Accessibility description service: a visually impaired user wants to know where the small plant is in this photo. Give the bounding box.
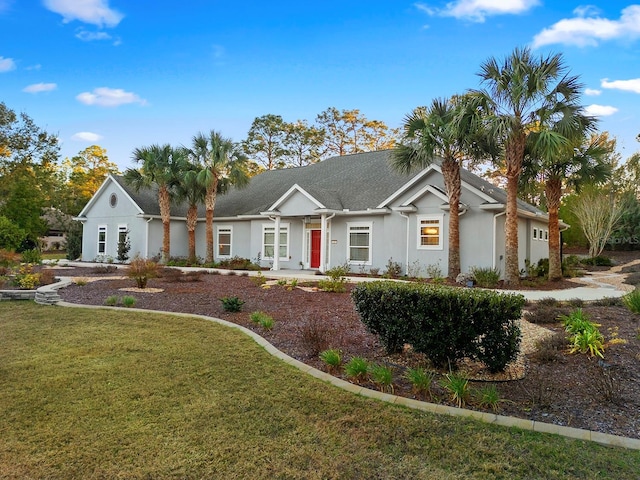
[21,248,42,264]
[369,267,380,276]
[474,384,502,412]
[532,332,566,363]
[407,260,424,279]
[622,288,640,314]
[318,264,349,293]
[382,258,402,278]
[561,309,605,358]
[251,271,267,286]
[277,278,287,286]
[470,266,501,288]
[250,311,274,330]
[425,262,443,281]
[104,295,119,306]
[369,363,394,393]
[319,349,342,372]
[344,356,369,383]
[221,296,244,312]
[440,372,470,408]
[74,277,89,286]
[404,367,435,397]
[591,364,623,403]
[299,317,333,356]
[127,256,159,288]
[121,296,136,308]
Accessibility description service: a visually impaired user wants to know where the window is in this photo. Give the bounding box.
[347,222,372,264]
[118,225,128,245]
[97,225,107,254]
[262,224,289,260]
[217,226,232,258]
[417,215,443,250]
[533,228,538,240]
[544,230,549,242]
[109,193,118,208]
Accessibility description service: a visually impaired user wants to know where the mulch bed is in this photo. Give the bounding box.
[55,262,640,441]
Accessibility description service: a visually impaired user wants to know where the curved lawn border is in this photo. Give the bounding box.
[51,299,640,451]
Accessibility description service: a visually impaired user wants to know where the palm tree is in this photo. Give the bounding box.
[392,98,477,278]
[125,144,185,263]
[470,47,588,285]
[191,131,250,264]
[174,155,207,263]
[522,132,611,280]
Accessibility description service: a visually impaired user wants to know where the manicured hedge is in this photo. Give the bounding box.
[351,281,525,372]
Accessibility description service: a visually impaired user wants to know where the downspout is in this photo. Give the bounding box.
[399,212,410,274]
[320,213,335,273]
[492,211,506,271]
[272,215,281,271]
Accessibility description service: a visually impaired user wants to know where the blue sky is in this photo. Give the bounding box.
[2,0,639,171]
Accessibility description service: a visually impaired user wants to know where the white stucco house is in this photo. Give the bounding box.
[75,150,557,277]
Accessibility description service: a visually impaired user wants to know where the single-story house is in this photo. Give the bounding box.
[75,150,559,277]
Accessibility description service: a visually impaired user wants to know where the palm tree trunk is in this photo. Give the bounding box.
[441,158,461,278]
[546,177,563,280]
[158,185,171,264]
[186,204,198,263]
[204,180,218,264]
[504,135,525,285]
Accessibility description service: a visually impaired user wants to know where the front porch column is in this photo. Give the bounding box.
[319,213,327,273]
[273,215,281,271]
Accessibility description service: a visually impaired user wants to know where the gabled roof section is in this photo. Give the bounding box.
[401,184,449,207]
[268,184,326,211]
[77,174,145,217]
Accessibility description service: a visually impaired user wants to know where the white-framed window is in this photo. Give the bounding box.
[544,230,549,242]
[533,228,538,240]
[217,226,232,258]
[97,225,107,254]
[262,223,289,260]
[347,222,372,264]
[417,214,444,250]
[118,224,128,244]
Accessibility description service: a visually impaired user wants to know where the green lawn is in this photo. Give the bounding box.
[1,302,638,479]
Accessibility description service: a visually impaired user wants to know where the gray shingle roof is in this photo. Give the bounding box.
[112,150,544,218]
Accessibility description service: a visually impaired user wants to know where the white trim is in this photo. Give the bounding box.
[97,224,107,255]
[268,184,325,211]
[216,225,233,258]
[544,229,549,242]
[78,174,144,217]
[347,221,373,265]
[401,184,449,207]
[416,214,444,250]
[262,222,290,261]
[377,164,439,208]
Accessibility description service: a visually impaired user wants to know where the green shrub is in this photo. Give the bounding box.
[16,273,40,289]
[369,363,394,393]
[249,311,274,330]
[21,248,42,264]
[352,281,524,372]
[318,264,349,293]
[344,356,369,382]
[382,258,402,278]
[104,295,119,306]
[561,309,605,358]
[474,384,502,412]
[122,296,136,308]
[217,256,261,271]
[470,266,501,288]
[319,349,342,372]
[440,372,470,408]
[404,367,435,396]
[221,296,244,312]
[580,255,613,267]
[622,289,640,314]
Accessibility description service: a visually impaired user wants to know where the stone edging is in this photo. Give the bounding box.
[51,300,640,451]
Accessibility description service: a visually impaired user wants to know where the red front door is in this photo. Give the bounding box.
[310,230,321,268]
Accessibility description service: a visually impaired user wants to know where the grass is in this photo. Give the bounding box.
[1,302,639,479]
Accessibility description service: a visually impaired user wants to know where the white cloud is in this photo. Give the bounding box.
[532,5,640,48]
[415,0,540,22]
[584,104,618,117]
[71,131,103,142]
[0,56,16,72]
[75,29,111,41]
[76,87,147,107]
[601,78,640,94]
[26,64,42,70]
[43,0,123,28]
[23,82,57,93]
[584,88,601,96]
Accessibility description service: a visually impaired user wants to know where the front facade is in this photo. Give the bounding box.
[76,150,556,277]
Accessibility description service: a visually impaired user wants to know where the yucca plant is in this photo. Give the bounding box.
[404,367,435,397]
[319,349,342,372]
[570,329,605,358]
[440,372,470,408]
[344,356,369,383]
[622,289,640,314]
[369,363,394,393]
[122,296,137,308]
[474,384,502,412]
